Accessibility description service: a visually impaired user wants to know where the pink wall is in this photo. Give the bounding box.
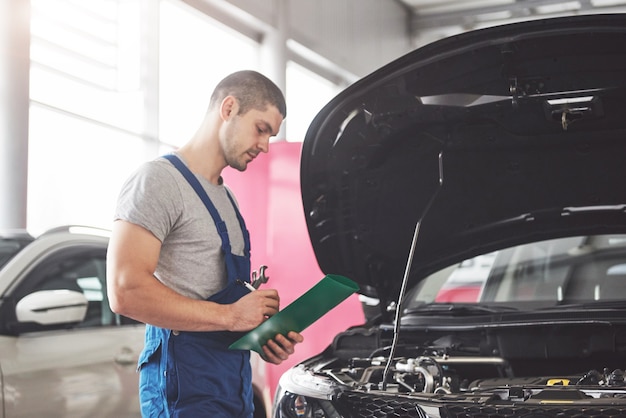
[223,141,364,398]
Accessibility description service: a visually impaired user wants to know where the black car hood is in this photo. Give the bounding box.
[300,14,626,306]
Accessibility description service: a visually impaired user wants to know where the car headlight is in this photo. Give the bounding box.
[273,365,342,418]
[272,364,439,418]
[273,391,341,418]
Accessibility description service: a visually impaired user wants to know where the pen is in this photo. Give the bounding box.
[237,279,256,292]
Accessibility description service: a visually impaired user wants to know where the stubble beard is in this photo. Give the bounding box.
[221,125,248,172]
[224,148,248,172]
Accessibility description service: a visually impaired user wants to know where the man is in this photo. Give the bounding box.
[107,70,303,417]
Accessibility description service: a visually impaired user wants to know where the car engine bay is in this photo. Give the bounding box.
[317,323,626,403]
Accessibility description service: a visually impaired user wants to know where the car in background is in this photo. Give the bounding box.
[0,226,144,417]
[0,230,34,267]
[273,14,626,418]
[0,226,271,418]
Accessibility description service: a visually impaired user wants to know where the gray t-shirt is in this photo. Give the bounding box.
[113,154,245,300]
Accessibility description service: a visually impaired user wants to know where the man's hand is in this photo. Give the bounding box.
[262,331,304,364]
[228,289,280,332]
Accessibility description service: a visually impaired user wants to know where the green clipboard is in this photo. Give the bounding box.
[229,274,359,354]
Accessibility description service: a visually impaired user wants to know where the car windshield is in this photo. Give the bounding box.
[406,234,626,311]
[0,236,32,269]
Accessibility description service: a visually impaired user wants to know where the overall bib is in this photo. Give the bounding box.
[137,154,254,417]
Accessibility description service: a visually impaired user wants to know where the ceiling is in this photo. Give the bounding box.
[396,0,626,46]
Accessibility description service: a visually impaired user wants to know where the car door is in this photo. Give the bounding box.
[0,242,144,418]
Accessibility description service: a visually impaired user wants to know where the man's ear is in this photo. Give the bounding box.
[220,96,239,120]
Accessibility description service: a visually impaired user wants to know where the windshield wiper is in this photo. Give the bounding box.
[403,303,518,316]
[538,300,626,311]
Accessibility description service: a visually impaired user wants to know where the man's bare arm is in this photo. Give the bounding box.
[106,220,278,332]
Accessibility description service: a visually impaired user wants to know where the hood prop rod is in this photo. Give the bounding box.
[382,151,444,390]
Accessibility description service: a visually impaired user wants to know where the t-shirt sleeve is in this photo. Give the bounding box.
[113,161,183,243]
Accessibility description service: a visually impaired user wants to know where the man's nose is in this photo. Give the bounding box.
[257,135,270,153]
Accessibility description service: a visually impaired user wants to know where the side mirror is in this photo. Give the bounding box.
[16,290,88,326]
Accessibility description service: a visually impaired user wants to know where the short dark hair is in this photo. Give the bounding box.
[209,70,286,118]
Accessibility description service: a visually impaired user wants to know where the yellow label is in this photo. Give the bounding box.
[546,379,570,386]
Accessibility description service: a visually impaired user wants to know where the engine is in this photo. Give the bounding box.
[319,352,626,401]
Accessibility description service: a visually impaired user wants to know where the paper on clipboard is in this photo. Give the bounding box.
[228,274,359,354]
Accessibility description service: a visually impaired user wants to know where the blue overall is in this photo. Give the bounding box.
[137,154,254,417]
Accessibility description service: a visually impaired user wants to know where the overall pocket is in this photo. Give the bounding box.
[138,338,167,417]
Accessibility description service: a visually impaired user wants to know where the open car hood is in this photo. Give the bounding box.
[300,14,626,306]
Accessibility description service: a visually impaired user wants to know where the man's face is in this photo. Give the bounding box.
[221,104,283,172]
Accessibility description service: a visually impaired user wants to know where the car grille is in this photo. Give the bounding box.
[335,392,626,418]
[336,392,428,417]
[446,405,626,418]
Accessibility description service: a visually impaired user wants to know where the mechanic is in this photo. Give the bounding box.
[106,70,303,417]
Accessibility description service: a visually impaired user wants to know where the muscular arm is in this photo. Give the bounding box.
[106,220,279,332]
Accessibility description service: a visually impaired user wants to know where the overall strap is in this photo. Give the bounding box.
[226,192,251,256]
[162,154,250,256]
